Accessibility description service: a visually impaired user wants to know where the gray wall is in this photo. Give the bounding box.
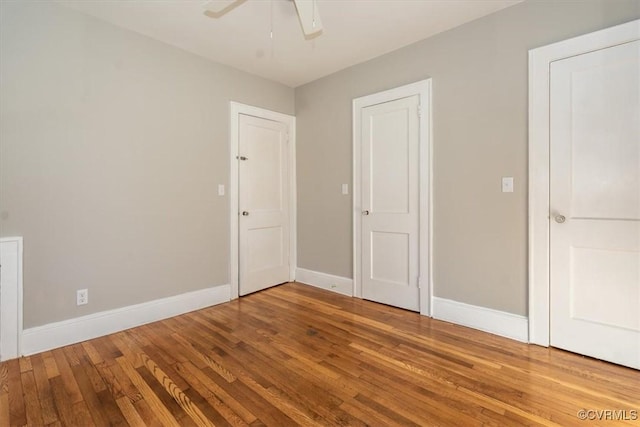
[296,0,640,315]
[3,0,639,329]
[0,2,294,328]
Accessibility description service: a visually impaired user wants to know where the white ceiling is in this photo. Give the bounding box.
[59,0,522,88]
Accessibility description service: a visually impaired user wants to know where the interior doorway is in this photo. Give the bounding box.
[529,19,640,369]
[353,80,432,315]
[229,103,296,299]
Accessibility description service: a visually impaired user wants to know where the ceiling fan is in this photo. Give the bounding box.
[203,0,323,39]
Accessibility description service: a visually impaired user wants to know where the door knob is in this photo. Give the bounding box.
[362,210,370,215]
[242,211,249,216]
[238,156,248,161]
[555,214,566,223]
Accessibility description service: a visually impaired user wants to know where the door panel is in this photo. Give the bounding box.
[550,40,640,369]
[247,125,283,212]
[239,114,289,296]
[361,95,420,311]
[248,226,283,272]
[571,246,638,331]
[371,231,410,285]
[370,108,411,213]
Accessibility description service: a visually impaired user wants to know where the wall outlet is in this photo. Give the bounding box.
[77,289,88,306]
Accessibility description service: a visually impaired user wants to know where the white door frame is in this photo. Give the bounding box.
[229,102,296,300]
[0,236,23,361]
[528,19,639,346]
[353,79,433,316]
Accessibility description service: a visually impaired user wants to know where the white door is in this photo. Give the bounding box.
[238,114,290,296]
[360,95,420,311]
[550,40,640,369]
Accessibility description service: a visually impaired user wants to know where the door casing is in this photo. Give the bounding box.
[229,102,296,300]
[528,19,640,346]
[352,79,433,316]
[0,236,23,361]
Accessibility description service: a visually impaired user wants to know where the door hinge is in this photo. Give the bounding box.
[417,105,422,118]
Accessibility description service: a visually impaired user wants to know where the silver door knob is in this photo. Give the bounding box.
[362,210,370,215]
[242,211,249,216]
[555,215,566,223]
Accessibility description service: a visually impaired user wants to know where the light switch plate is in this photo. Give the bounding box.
[342,184,349,195]
[218,184,225,196]
[502,177,514,193]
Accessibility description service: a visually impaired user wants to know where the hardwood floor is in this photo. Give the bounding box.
[1,282,638,426]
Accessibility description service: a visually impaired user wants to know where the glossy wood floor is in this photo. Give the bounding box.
[1,283,639,426]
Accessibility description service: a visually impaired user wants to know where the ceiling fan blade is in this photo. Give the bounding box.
[203,0,246,18]
[292,0,323,38]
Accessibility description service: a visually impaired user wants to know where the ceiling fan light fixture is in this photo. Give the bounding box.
[203,0,323,39]
[292,0,323,38]
[202,0,247,18]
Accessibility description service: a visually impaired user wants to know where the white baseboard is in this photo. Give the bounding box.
[22,284,231,356]
[295,268,353,296]
[432,297,529,343]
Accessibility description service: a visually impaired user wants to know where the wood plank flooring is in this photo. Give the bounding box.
[1,282,639,426]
